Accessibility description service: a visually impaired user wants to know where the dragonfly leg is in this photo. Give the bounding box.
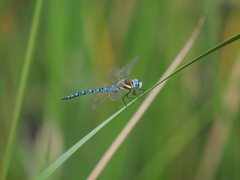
[122,90,132,110]
[131,89,145,99]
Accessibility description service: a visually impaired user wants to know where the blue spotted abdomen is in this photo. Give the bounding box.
[61,86,116,100]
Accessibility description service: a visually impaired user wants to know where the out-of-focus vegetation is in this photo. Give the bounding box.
[0,0,240,179]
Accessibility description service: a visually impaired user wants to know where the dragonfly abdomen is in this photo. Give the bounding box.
[61,86,118,100]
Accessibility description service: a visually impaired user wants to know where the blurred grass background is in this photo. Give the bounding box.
[1,0,240,179]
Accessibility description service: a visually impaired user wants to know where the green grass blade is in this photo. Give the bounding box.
[143,33,240,95]
[34,33,240,180]
[34,106,125,180]
[1,0,44,179]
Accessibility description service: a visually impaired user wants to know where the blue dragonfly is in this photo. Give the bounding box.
[61,57,144,109]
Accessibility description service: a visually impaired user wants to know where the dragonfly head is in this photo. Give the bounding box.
[133,79,142,89]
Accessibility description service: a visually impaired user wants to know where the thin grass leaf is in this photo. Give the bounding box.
[1,0,44,179]
[34,106,125,180]
[143,33,240,96]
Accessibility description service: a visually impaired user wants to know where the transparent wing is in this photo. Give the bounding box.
[109,91,123,101]
[93,57,139,108]
[92,91,110,109]
[102,66,120,87]
[119,56,139,80]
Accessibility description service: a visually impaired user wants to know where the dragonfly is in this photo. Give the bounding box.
[61,57,144,109]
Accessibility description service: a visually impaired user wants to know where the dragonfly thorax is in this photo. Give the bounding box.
[132,79,142,89]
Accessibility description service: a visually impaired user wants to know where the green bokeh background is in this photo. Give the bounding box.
[1,0,240,179]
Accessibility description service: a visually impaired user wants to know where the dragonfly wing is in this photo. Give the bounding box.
[109,91,123,101]
[102,66,120,87]
[92,91,110,109]
[119,57,139,79]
